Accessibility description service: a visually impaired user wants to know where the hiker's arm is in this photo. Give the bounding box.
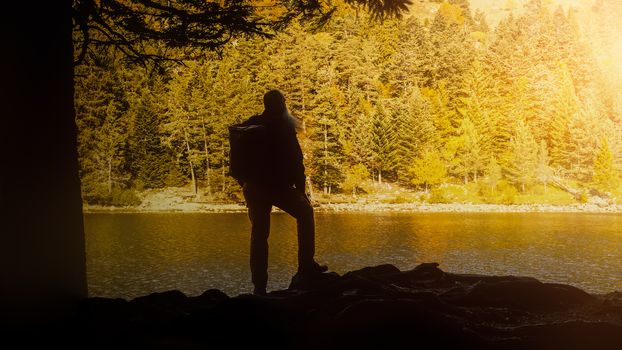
[289,131,306,192]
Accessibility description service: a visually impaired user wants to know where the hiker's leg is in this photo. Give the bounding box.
[243,184,272,291]
[272,187,315,270]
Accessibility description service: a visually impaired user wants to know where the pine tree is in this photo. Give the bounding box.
[592,137,621,193]
[126,74,170,189]
[564,108,600,182]
[393,86,437,184]
[72,4,621,202]
[457,59,500,161]
[506,119,538,192]
[535,140,553,192]
[307,65,343,194]
[454,117,485,183]
[422,84,459,149]
[74,57,132,203]
[97,103,128,195]
[370,101,398,184]
[341,91,375,179]
[483,156,502,194]
[426,2,474,92]
[548,63,580,169]
[387,17,428,94]
[162,66,201,196]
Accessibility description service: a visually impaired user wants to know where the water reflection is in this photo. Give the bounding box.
[85,212,622,299]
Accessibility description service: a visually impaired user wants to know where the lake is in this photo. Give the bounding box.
[85,212,622,299]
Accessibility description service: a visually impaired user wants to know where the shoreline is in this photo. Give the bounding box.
[57,263,622,349]
[83,202,622,214]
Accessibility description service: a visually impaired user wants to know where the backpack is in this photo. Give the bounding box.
[228,123,270,184]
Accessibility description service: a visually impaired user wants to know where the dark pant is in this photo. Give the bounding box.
[242,183,315,290]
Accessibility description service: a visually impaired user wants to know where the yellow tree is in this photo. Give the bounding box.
[408,149,447,193]
[592,137,621,194]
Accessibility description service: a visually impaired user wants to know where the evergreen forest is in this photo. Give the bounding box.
[74,0,622,206]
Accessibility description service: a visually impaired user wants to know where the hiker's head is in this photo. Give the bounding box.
[263,90,287,116]
[262,89,302,131]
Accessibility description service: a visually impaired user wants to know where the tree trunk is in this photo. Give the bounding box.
[544,181,547,194]
[201,116,212,196]
[306,177,314,202]
[378,170,382,185]
[323,123,328,195]
[221,144,227,193]
[2,1,87,321]
[300,64,305,115]
[183,128,197,197]
[108,156,113,195]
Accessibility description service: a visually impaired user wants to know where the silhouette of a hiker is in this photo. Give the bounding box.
[239,90,327,295]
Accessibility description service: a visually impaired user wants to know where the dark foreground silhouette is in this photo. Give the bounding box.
[14,263,622,349]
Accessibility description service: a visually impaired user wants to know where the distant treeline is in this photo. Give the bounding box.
[74,0,622,205]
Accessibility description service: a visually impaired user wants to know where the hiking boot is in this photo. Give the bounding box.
[298,261,328,275]
[253,286,267,296]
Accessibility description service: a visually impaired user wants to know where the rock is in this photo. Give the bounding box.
[459,279,594,311]
[588,195,610,207]
[342,263,402,278]
[289,271,341,291]
[22,263,622,349]
[506,321,622,350]
[198,288,228,299]
[328,298,484,349]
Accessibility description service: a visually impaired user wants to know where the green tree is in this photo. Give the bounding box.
[592,137,621,193]
[483,156,502,194]
[421,84,459,150]
[454,117,485,183]
[74,59,132,203]
[307,65,344,194]
[126,75,170,189]
[547,64,580,169]
[506,119,538,192]
[535,140,553,192]
[408,149,447,192]
[457,59,501,161]
[370,101,398,184]
[393,86,437,184]
[341,93,375,168]
[342,163,371,197]
[162,66,200,196]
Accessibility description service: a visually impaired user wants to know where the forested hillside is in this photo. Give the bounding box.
[74,0,622,206]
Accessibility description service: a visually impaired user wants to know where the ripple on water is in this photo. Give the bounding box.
[85,212,622,299]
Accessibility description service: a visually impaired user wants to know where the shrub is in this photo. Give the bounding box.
[388,193,415,204]
[440,183,482,203]
[110,188,142,207]
[497,181,519,204]
[428,187,449,204]
[165,164,187,187]
[81,184,111,205]
[578,190,589,204]
[512,185,576,205]
[480,180,518,204]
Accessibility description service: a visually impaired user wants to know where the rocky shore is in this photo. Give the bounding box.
[84,202,622,213]
[82,186,622,213]
[26,263,622,349]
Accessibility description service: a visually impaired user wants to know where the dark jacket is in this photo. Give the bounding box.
[239,113,306,190]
